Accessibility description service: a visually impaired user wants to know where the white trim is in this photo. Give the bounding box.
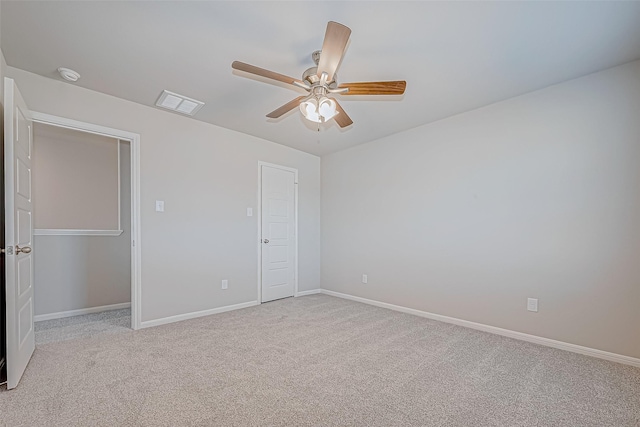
[295,289,321,297]
[139,301,258,329]
[34,229,123,236]
[130,133,142,331]
[320,289,640,368]
[34,302,131,322]
[30,111,143,330]
[117,140,121,231]
[30,112,137,141]
[257,161,299,304]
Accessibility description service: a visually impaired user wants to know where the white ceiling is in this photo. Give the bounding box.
[2,1,640,156]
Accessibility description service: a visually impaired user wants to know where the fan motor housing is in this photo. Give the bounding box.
[303,50,338,88]
[302,67,337,88]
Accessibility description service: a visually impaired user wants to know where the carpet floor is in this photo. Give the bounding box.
[1,294,639,426]
[35,308,131,345]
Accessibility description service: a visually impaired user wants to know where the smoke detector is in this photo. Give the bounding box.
[58,67,81,82]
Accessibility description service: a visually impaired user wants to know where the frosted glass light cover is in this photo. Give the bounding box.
[300,99,321,123]
[318,97,337,121]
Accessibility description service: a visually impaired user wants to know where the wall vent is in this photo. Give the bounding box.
[155,90,204,116]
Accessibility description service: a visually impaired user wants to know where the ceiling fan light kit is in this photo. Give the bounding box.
[300,75,339,123]
[232,21,406,129]
[300,95,338,123]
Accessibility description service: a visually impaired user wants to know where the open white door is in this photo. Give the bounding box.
[260,163,297,303]
[4,77,35,389]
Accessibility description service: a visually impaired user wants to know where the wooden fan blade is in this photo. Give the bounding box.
[317,22,351,82]
[333,100,353,128]
[338,81,407,95]
[266,96,307,119]
[232,61,304,87]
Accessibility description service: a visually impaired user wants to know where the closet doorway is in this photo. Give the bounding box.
[29,113,141,337]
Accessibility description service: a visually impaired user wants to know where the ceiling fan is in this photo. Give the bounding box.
[231,21,406,128]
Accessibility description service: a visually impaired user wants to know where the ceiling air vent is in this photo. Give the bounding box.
[155,90,204,116]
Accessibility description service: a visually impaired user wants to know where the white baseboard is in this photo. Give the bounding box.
[320,289,640,368]
[139,301,259,329]
[295,289,321,297]
[34,302,131,322]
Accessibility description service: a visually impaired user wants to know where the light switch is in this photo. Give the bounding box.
[247,208,253,217]
[155,200,165,212]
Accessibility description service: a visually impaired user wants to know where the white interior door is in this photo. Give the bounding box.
[260,164,296,303]
[4,77,35,389]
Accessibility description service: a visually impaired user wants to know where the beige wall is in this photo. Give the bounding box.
[321,60,640,359]
[6,65,321,323]
[33,123,120,231]
[34,142,131,315]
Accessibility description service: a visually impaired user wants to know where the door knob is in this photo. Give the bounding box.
[16,245,32,254]
[263,239,269,244]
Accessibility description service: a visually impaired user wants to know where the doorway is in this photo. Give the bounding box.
[31,123,131,343]
[29,112,142,331]
[258,162,298,303]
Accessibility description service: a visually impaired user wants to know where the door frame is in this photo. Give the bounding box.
[29,112,142,330]
[257,161,298,303]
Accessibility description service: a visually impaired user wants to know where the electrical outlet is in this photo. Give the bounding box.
[362,274,368,284]
[527,298,538,312]
[155,200,165,212]
[221,279,228,290]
